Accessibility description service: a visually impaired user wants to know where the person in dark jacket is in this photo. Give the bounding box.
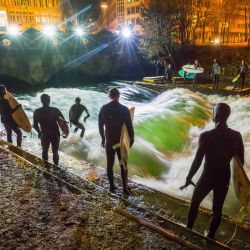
[69,97,90,138]
[0,85,22,147]
[165,63,173,84]
[33,94,65,165]
[180,103,244,239]
[98,88,134,195]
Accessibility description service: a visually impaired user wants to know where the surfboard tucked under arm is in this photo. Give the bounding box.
[4,91,32,132]
[57,117,69,138]
[233,156,250,219]
[113,107,135,166]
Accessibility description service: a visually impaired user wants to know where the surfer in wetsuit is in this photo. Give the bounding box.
[180,103,244,239]
[0,85,22,147]
[98,88,134,195]
[69,97,90,138]
[33,94,65,165]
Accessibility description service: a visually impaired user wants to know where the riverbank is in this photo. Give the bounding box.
[1,139,250,249]
[0,149,180,249]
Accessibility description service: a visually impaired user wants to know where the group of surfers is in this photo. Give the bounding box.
[0,84,245,240]
[155,58,248,90]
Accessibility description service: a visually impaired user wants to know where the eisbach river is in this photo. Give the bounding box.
[12,82,250,216]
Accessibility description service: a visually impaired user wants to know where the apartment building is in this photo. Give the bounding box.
[99,0,249,45]
[0,0,63,32]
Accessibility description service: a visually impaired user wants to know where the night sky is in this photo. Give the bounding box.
[71,0,99,18]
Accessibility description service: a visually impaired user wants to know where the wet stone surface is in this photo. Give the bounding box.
[0,151,181,250]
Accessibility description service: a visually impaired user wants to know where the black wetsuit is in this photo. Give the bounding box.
[186,124,244,238]
[238,64,248,89]
[165,67,173,84]
[0,95,22,146]
[98,101,134,189]
[69,103,89,138]
[33,106,64,165]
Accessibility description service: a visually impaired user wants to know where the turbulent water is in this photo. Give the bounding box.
[13,82,250,216]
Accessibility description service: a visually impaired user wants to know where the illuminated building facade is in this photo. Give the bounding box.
[0,0,63,32]
[99,0,249,44]
[99,0,149,33]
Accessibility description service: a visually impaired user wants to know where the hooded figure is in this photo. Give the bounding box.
[0,85,22,146]
[180,103,244,239]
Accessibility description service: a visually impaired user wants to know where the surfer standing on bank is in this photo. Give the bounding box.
[211,58,222,90]
[33,94,65,165]
[180,103,244,239]
[69,97,90,138]
[0,85,22,147]
[98,88,134,195]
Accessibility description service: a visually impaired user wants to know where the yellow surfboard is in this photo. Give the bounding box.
[233,156,250,219]
[4,92,32,132]
[113,107,135,166]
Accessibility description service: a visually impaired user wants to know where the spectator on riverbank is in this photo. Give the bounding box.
[180,103,244,239]
[69,97,90,138]
[236,60,248,89]
[211,59,222,90]
[0,85,22,147]
[33,94,65,165]
[98,88,134,195]
[164,63,173,84]
[193,59,200,88]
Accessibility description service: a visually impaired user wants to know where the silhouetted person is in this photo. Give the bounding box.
[98,88,134,195]
[69,97,90,138]
[180,103,244,239]
[193,59,200,88]
[0,85,22,147]
[155,60,161,77]
[33,94,65,165]
[165,63,173,84]
[211,59,222,90]
[237,60,248,89]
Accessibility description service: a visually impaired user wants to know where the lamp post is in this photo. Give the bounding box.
[100,1,108,29]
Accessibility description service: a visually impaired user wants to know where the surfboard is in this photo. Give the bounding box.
[3,91,32,132]
[182,65,204,74]
[113,107,135,166]
[232,74,241,83]
[233,156,250,219]
[57,117,69,138]
[178,70,195,79]
[143,76,165,84]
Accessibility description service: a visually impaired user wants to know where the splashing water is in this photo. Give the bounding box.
[14,83,250,216]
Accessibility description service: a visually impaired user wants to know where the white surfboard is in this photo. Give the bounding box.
[233,156,250,219]
[182,65,204,74]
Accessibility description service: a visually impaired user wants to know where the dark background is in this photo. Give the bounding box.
[71,0,100,18]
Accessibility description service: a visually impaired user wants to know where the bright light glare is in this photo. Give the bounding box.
[214,38,220,45]
[8,26,19,36]
[122,27,132,39]
[43,26,56,37]
[101,3,108,9]
[75,27,84,36]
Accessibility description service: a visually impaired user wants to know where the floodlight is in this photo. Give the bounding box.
[122,27,132,39]
[75,27,84,36]
[43,26,56,37]
[8,26,19,36]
